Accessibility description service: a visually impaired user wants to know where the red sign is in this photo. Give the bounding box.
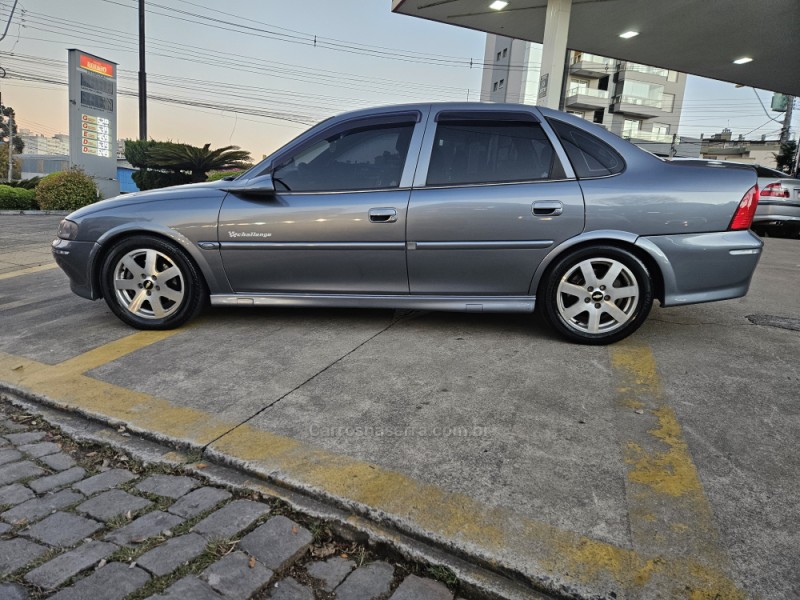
[80,54,114,77]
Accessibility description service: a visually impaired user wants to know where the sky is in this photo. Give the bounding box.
[0,0,795,160]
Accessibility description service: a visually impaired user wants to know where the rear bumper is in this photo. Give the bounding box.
[636,230,763,307]
[752,201,800,225]
[51,239,102,300]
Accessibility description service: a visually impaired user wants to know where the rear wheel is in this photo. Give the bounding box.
[540,246,653,344]
[99,235,205,329]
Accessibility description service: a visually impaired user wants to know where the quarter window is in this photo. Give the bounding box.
[549,118,625,178]
[272,121,414,192]
[427,119,562,186]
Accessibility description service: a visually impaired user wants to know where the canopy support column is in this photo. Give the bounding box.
[537,0,572,109]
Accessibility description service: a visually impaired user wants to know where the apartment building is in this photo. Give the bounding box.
[18,130,70,155]
[480,35,689,155]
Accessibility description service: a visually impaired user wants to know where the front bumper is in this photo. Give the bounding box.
[52,239,102,300]
[636,229,763,307]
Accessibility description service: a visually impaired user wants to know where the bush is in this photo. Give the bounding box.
[35,169,98,211]
[0,185,37,210]
[4,177,42,190]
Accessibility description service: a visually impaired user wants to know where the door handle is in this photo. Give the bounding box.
[369,208,398,223]
[532,200,563,216]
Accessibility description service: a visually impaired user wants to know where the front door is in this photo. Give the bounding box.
[218,112,423,294]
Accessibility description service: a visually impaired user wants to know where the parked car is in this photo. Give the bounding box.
[52,103,762,344]
[750,164,800,237]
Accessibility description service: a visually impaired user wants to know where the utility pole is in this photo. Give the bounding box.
[779,95,794,146]
[669,133,678,158]
[138,0,147,140]
[7,111,13,182]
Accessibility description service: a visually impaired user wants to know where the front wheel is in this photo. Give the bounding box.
[99,235,205,329]
[540,246,653,345]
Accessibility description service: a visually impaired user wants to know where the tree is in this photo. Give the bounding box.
[1,105,25,154]
[0,151,21,180]
[123,139,191,191]
[774,140,797,174]
[147,143,252,183]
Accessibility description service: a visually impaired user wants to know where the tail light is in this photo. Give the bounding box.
[729,185,759,230]
[760,182,790,198]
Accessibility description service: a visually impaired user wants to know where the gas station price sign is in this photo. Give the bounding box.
[80,114,112,158]
[68,49,119,198]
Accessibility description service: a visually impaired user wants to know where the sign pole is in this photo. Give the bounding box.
[138,0,147,141]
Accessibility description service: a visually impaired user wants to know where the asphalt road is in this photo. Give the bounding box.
[1,214,798,599]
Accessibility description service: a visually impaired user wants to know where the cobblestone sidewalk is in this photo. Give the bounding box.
[0,404,456,600]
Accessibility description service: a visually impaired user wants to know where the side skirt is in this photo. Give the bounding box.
[209,293,536,314]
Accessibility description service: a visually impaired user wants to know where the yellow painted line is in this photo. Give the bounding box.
[51,330,181,376]
[0,352,233,444]
[0,299,36,311]
[0,337,745,597]
[610,343,744,599]
[0,263,59,280]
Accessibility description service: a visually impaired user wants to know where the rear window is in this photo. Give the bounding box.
[548,119,625,178]
[755,166,793,179]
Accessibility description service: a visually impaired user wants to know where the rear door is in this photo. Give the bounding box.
[406,107,584,295]
[218,110,426,294]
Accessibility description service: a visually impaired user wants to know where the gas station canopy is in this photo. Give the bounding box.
[392,0,800,97]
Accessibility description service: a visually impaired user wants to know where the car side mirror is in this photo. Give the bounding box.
[222,174,276,196]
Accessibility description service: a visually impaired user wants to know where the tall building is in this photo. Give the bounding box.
[480,35,689,155]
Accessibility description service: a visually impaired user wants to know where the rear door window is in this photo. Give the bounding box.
[426,117,564,186]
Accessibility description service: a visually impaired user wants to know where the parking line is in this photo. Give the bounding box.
[0,264,59,280]
[610,343,743,598]
[51,330,182,376]
[0,338,745,597]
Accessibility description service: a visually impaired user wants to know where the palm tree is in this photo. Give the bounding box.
[148,143,252,182]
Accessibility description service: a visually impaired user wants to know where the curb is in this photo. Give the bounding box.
[0,384,555,600]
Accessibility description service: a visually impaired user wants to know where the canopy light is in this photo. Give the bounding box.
[619,31,639,39]
[489,1,508,10]
[733,57,753,64]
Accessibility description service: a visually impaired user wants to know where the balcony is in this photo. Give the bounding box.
[625,130,673,144]
[611,94,665,118]
[564,87,609,110]
[570,54,616,78]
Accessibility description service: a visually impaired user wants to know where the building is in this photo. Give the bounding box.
[18,130,70,156]
[700,130,781,168]
[17,153,139,192]
[480,35,693,156]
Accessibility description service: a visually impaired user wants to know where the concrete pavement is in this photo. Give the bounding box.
[1,214,798,598]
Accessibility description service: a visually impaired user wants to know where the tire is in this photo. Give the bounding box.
[539,245,653,345]
[99,235,206,330]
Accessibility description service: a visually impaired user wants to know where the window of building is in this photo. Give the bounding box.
[622,80,665,106]
[499,79,505,88]
[667,70,678,82]
[662,93,675,112]
[549,119,625,179]
[652,123,670,136]
[493,82,498,91]
[593,109,605,124]
[272,120,415,192]
[426,118,562,186]
[622,119,641,138]
[502,48,508,58]
[497,51,501,61]
[567,110,585,119]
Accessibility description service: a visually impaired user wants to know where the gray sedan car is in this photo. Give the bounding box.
[53,103,763,344]
[750,164,800,237]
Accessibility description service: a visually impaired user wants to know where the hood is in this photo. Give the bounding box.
[67,178,231,220]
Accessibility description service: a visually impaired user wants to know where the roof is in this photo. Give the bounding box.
[392,0,800,96]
